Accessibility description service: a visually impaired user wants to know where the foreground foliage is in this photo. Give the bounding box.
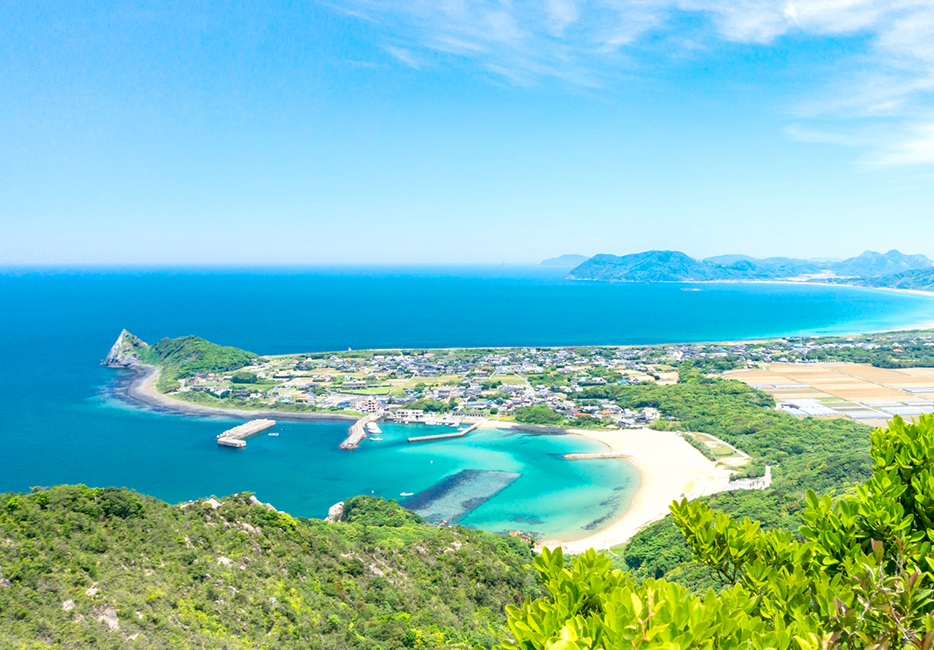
[0,489,537,649]
[496,414,934,650]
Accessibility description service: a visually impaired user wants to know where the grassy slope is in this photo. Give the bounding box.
[0,488,537,649]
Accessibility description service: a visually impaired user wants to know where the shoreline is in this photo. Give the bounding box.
[493,423,734,552]
[568,276,934,296]
[121,365,359,422]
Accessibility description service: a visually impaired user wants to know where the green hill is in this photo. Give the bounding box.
[105,330,261,392]
[0,488,537,649]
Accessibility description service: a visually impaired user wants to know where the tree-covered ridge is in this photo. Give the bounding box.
[0,487,537,649]
[142,335,258,375]
[107,332,261,392]
[496,414,934,650]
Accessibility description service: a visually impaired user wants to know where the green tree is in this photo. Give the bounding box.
[493,414,934,650]
[514,405,563,425]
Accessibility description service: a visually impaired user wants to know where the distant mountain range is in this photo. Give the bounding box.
[564,249,934,289]
[540,254,590,267]
[853,267,934,292]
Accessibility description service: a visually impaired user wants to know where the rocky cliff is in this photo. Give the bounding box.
[102,329,149,368]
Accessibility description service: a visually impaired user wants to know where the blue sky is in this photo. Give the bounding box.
[3,0,934,265]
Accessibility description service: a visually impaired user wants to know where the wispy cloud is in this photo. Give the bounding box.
[865,119,934,167]
[329,0,934,166]
[385,45,421,68]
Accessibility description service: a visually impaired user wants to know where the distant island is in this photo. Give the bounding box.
[539,253,590,267]
[564,249,934,291]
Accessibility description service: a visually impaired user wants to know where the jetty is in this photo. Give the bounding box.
[217,419,276,448]
[563,452,632,460]
[408,420,485,444]
[339,413,381,450]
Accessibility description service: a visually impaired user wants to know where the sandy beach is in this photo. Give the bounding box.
[122,365,358,422]
[491,422,734,553]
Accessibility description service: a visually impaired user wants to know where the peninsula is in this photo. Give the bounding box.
[104,327,934,427]
[103,327,934,549]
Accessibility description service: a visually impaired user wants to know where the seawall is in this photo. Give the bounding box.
[339,413,381,450]
[407,420,485,443]
[217,419,276,448]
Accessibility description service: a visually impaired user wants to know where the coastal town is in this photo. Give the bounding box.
[166,330,934,428]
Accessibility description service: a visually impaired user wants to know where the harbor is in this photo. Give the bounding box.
[217,419,276,448]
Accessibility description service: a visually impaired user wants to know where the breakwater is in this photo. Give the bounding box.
[563,452,632,460]
[408,420,485,444]
[339,414,380,450]
[217,419,276,448]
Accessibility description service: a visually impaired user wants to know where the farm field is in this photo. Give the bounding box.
[726,363,934,428]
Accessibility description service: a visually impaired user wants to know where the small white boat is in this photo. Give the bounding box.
[268,433,279,436]
[370,436,383,442]
[400,492,413,497]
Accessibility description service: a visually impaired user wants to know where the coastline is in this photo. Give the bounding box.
[490,422,734,552]
[568,276,934,295]
[122,365,359,422]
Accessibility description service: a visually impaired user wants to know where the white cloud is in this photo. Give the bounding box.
[865,119,934,166]
[545,0,580,35]
[330,0,934,166]
[385,45,421,68]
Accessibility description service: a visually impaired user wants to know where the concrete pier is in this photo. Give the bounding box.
[339,413,381,450]
[217,419,276,448]
[408,420,485,444]
[563,452,632,460]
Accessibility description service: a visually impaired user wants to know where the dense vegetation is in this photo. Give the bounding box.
[803,336,934,369]
[406,398,454,414]
[512,405,610,430]
[0,488,537,649]
[136,336,260,392]
[580,373,874,590]
[494,414,934,650]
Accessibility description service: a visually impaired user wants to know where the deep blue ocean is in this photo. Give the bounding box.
[2,266,933,539]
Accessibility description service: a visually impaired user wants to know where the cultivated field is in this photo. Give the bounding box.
[726,363,934,427]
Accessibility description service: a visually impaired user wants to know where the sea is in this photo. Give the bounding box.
[2,265,933,540]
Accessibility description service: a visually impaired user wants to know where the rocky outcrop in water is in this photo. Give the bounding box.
[102,329,149,368]
[324,502,344,522]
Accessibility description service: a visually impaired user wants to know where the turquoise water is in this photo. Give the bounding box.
[1,266,933,538]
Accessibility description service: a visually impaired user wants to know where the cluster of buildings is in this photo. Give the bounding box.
[174,332,934,424]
